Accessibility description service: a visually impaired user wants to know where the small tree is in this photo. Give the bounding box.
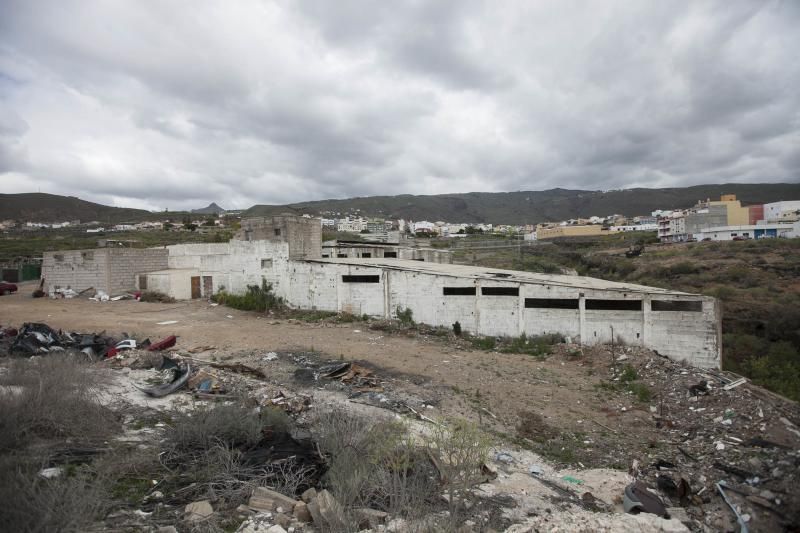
[427,419,491,525]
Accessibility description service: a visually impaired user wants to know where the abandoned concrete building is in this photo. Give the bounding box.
[322,240,453,263]
[41,248,168,296]
[42,215,721,368]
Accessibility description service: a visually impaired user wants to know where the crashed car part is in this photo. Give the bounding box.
[623,481,668,517]
[147,335,177,352]
[135,364,191,397]
[115,339,137,350]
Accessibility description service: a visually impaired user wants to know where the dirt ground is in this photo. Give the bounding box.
[0,282,610,444]
[2,282,799,531]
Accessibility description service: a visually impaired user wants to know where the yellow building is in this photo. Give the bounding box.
[708,195,750,226]
[536,224,606,239]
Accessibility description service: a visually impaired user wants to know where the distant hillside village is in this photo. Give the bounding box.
[2,195,799,243]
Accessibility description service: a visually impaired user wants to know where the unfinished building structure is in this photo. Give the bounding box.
[43,215,721,368]
[321,240,453,263]
[283,258,720,369]
[42,248,168,295]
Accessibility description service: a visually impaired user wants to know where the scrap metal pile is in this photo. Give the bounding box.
[618,350,800,531]
[0,321,175,359]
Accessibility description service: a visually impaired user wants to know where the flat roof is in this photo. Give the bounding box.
[303,258,696,296]
[144,268,198,274]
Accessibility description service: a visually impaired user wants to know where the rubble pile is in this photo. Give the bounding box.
[0,321,162,358]
[621,350,800,531]
[3,318,798,532]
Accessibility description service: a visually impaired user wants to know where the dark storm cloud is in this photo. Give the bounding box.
[0,0,798,211]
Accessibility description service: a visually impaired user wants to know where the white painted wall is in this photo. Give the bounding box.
[166,241,289,296]
[151,241,722,369]
[276,261,720,368]
[140,269,199,300]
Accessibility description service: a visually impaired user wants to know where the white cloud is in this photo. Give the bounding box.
[0,0,798,211]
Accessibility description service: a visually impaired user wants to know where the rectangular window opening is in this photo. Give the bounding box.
[342,275,380,283]
[383,251,397,258]
[337,253,348,258]
[321,254,330,258]
[443,287,476,296]
[651,300,702,312]
[585,299,642,311]
[481,286,519,296]
[525,298,578,309]
[273,228,281,236]
[361,252,371,258]
[261,259,273,269]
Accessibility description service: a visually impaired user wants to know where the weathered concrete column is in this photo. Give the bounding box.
[383,270,391,319]
[642,296,651,346]
[578,293,586,345]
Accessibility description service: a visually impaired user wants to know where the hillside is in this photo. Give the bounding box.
[3,183,799,225]
[191,202,226,215]
[0,193,152,224]
[245,183,800,224]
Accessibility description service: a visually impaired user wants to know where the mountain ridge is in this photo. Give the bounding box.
[2,183,799,225]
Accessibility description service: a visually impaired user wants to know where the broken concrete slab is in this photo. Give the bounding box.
[300,487,317,503]
[307,497,323,526]
[248,487,298,513]
[184,500,213,521]
[293,501,312,523]
[315,489,346,530]
[355,507,389,528]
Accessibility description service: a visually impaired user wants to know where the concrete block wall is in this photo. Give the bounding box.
[42,249,111,293]
[235,216,321,260]
[280,261,721,369]
[645,297,721,369]
[107,248,169,295]
[166,241,289,297]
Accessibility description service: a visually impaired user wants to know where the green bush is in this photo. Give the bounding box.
[500,333,563,357]
[470,336,496,351]
[212,278,284,312]
[619,364,638,383]
[704,285,736,301]
[628,382,653,403]
[396,307,415,325]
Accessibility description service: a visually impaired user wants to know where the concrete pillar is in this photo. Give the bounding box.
[383,270,391,319]
[642,296,651,346]
[475,281,482,334]
[578,293,586,345]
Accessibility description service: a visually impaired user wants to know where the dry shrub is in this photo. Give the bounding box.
[311,408,478,525]
[161,404,314,508]
[0,354,118,452]
[427,419,492,525]
[164,404,268,453]
[0,356,119,530]
[516,410,558,443]
[0,456,111,533]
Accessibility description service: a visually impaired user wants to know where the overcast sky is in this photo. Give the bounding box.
[1,1,798,211]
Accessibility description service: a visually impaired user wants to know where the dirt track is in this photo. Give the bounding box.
[0,282,635,455]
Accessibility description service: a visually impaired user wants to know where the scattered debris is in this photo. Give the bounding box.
[135,363,191,397]
[147,335,177,352]
[623,481,668,518]
[184,500,214,522]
